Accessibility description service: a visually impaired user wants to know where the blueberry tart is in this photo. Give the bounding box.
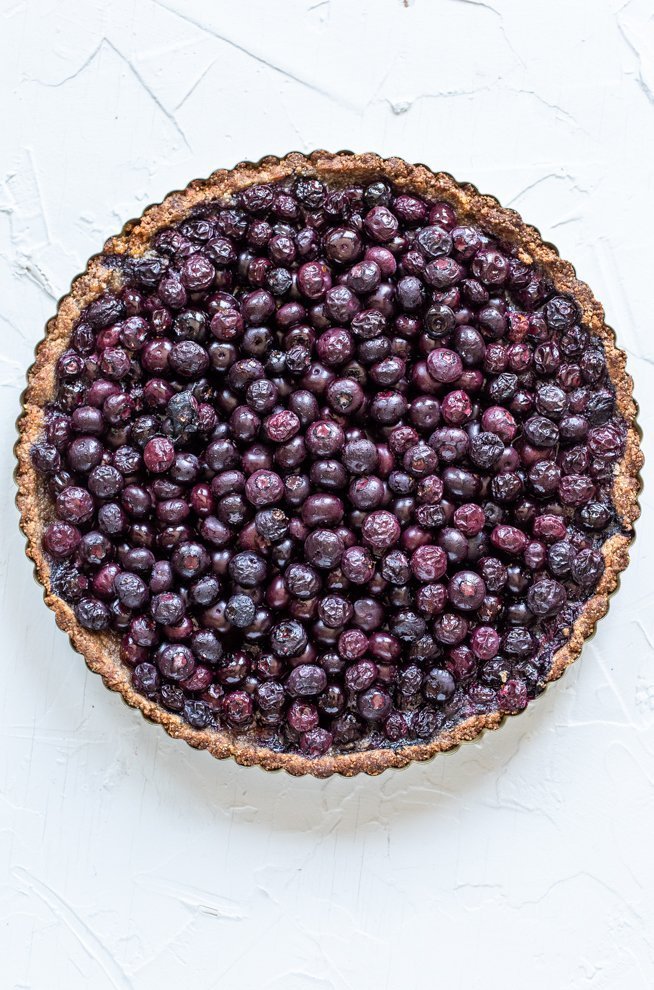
[16,152,642,777]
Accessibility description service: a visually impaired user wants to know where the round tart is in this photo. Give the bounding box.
[16,152,642,777]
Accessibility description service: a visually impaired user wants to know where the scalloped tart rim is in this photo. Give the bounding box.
[15,151,643,778]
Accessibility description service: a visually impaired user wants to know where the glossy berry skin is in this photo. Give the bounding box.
[33,173,625,758]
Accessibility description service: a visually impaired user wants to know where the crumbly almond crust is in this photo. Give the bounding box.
[15,151,643,778]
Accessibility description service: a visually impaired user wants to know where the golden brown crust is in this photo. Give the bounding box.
[15,151,643,777]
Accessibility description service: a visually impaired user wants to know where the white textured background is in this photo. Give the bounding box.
[1,1,653,987]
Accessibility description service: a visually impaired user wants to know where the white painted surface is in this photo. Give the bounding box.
[1,0,653,986]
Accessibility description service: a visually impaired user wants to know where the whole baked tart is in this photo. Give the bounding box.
[16,152,642,777]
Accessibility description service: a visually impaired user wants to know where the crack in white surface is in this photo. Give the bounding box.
[616,13,654,105]
[379,85,577,126]
[512,88,577,124]
[134,875,245,920]
[448,0,501,12]
[446,0,528,69]
[173,58,218,111]
[381,85,495,115]
[32,38,191,151]
[12,868,133,989]
[151,0,357,110]
[0,310,29,345]
[16,259,57,300]
[506,171,589,207]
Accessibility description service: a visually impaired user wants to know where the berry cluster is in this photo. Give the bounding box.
[31,175,625,757]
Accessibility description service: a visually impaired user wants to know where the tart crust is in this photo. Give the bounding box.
[15,151,643,778]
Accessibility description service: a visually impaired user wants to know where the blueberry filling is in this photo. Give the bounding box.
[31,175,626,758]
